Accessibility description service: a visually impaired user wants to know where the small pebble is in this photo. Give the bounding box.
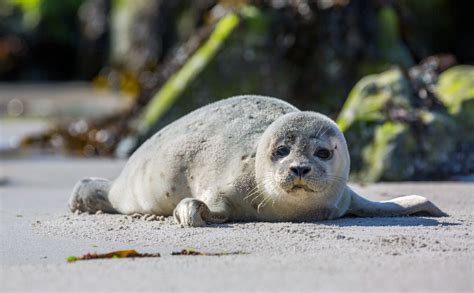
[131,213,142,219]
[95,210,103,215]
[146,215,157,221]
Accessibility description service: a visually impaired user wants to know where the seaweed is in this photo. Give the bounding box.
[67,250,161,262]
[171,249,246,256]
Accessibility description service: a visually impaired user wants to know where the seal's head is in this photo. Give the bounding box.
[254,112,350,214]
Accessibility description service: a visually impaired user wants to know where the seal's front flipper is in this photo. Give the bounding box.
[173,198,230,227]
[69,177,117,214]
[345,187,447,217]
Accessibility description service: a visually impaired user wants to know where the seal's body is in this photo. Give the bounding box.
[70,96,446,226]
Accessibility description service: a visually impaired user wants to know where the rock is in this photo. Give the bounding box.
[337,65,474,181]
[436,65,474,124]
[337,69,412,132]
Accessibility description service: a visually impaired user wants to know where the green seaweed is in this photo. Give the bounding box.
[337,65,473,181]
[66,255,78,262]
[361,122,407,182]
[436,65,474,115]
[337,69,411,131]
[137,13,240,134]
[376,7,414,67]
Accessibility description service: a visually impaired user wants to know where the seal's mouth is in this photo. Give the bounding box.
[287,184,314,193]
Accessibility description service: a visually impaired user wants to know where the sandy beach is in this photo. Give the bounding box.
[0,158,473,291]
[2,1,473,291]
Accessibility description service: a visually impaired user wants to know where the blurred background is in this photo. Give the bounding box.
[0,0,473,182]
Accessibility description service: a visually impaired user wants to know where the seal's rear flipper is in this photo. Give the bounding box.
[345,188,448,217]
[69,177,117,214]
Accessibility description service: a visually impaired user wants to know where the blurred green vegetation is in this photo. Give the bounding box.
[2,0,473,181]
[338,64,473,181]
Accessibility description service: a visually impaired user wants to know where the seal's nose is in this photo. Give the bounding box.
[290,166,311,177]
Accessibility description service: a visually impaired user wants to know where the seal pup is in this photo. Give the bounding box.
[69,95,446,226]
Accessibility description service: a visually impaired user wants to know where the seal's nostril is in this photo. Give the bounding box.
[301,167,311,176]
[290,167,299,176]
[290,166,311,177]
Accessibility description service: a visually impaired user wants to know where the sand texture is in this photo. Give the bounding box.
[0,158,472,291]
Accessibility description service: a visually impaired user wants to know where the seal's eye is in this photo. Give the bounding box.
[276,146,290,157]
[315,148,332,160]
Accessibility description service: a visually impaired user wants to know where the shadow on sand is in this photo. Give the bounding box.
[319,216,459,227]
[206,216,459,228]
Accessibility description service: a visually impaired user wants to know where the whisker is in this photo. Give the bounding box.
[325,174,347,181]
[319,127,329,138]
[315,124,323,137]
[250,192,264,204]
[244,187,260,200]
[257,195,272,213]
